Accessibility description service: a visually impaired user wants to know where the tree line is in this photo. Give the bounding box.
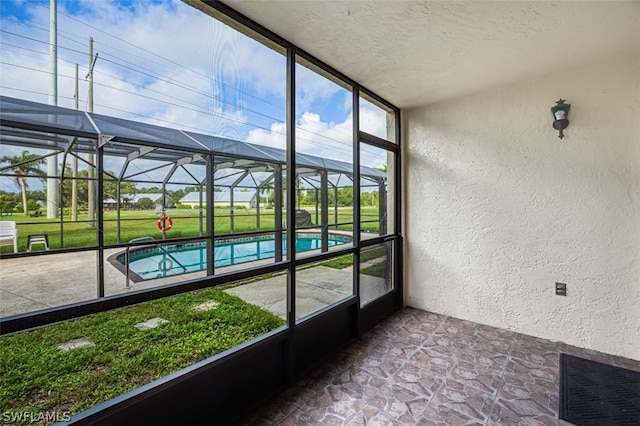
[1,150,381,215]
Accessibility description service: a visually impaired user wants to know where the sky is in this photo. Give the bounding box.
[0,0,390,193]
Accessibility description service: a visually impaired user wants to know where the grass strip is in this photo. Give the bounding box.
[319,245,388,270]
[0,288,285,425]
[361,261,387,278]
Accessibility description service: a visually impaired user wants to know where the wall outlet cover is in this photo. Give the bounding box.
[555,282,567,296]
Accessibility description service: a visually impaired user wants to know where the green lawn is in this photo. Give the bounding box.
[0,286,285,425]
[318,245,388,270]
[1,207,381,253]
[361,261,388,278]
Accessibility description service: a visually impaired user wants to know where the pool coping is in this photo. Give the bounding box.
[106,231,354,284]
[106,249,147,283]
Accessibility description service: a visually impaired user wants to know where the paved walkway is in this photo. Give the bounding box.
[0,248,388,319]
[0,248,204,317]
[226,261,389,320]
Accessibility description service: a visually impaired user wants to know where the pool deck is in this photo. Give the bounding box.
[0,248,206,317]
[0,235,387,320]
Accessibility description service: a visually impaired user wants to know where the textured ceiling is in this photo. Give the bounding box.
[221,1,640,109]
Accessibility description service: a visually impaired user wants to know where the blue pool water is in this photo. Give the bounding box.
[119,233,351,280]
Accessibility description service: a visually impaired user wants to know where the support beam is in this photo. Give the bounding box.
[161,183,168,239]
[315,188,319,225]
[96,143,104,298]
[352,87,360,303]
[206,155,214,276]
[230,189,235,233]
[126,146,155,161]
[71,64,78,222]
[256,187,261,231]
[321,171,329,253]
[87,37,97,229]
[333,184,338,230]
[116,183,121,243]
[379,179,387,235]
[229,170,249,234]
[274,164,283,262]
[198,183,204,237]
[285,46,296,385]
[59,138,79,247]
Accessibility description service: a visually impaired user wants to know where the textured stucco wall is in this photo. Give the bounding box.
[403,55,640,361]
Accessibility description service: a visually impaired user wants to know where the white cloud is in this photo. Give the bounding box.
[295,64,342,114]
[246,111,354,160]
[359,101,389,141]
[245,107,389,168]
[0,0,283,138]
[0,0,391,194]
[246,120,286,150]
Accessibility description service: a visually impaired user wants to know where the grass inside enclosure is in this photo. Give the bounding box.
[0,288,285,425]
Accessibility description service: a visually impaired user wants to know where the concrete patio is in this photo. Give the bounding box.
[0,247,389,319]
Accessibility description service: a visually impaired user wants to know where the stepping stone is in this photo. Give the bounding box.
[135,317,169,330]
[191,301,219,311]
[57,338,95,351]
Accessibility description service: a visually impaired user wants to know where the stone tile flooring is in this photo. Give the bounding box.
[245,308,640,425]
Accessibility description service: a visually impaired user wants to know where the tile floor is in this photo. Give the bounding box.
[245,308,640,425]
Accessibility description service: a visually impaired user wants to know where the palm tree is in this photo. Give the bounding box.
[0,150,46,215]
[259,180,275,208]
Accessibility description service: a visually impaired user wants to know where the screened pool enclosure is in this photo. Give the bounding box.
[0,95,393,320]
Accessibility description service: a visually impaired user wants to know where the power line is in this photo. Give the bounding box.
[26,0,357,145]
[0,61,367,162]
[93,57,283,125]
[0,41,91,76]
[2,6,372,160]
[0,29,92,59]
[0,40,48,58]
[1,62,355,159]
[1,13,87,51]
[0,32,281,126]
[3,11,356,147]
[26,0,285,112]
[0,61,77,81]
[1,30,289,129]
[0,85,78,104]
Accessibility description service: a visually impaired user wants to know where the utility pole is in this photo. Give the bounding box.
[87,37,98,228]
[46,0,58,219]
[71,63,78,221]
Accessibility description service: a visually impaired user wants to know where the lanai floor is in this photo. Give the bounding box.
[244,308,640,425]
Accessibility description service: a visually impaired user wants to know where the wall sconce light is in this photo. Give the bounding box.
[551,99,571,139]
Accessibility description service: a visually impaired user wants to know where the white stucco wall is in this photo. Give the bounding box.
[403,55,640,361]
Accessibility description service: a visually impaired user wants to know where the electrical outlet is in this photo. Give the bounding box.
[555,282,567,296]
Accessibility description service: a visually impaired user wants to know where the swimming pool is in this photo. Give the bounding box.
[116,233,352,281]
